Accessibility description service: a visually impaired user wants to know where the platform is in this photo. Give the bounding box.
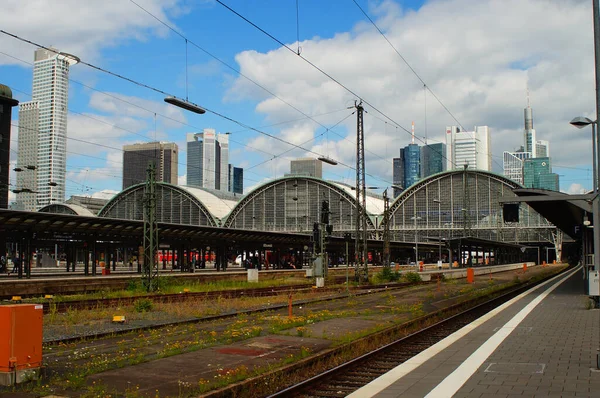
[350,266,600,398]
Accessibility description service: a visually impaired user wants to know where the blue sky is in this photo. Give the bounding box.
[0,0,596,201]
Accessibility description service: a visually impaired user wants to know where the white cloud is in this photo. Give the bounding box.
[0,0,187,66]
[564,183,587,195]
[227,0,596,186]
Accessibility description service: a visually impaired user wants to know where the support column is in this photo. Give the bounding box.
[84,242,90,276]
[91,239,97,276]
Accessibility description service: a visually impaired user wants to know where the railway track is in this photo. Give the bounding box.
[243,266,570,398]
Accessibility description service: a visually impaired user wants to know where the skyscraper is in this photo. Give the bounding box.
[122,142,178,189]
[420,143,447,178]
[524,104,537,156]
[288,158,323,178]
[503,150,531,185]
[228,164,243,194]
[402,144,421,188]
[186,129,230,190]
[15,102,39,211]
[16,48,78,210]
[392,157,404,198]
[445,126,491,171]
[0,84,19,209]
[523,157,559,191]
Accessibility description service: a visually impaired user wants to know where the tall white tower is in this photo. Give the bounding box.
[445,126,491,171]
[16,48,78,210]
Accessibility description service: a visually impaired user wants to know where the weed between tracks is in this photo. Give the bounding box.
[1,265,567,397]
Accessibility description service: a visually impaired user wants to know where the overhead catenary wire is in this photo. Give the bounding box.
[1,29,397,187]
[0,49,359,186]
[212,0,460,170]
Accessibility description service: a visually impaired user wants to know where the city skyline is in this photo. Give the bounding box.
[0,0,597,202]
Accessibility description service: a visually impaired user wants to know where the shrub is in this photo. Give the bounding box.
[374,267,401,283]
[133,298,154,313]
[403,272,422,284]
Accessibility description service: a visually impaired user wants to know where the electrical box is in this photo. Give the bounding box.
[589,270,600,297]
[0,304,43,385]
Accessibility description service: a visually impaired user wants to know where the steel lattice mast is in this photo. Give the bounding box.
[143,162,159,291]
[354,101,368,282]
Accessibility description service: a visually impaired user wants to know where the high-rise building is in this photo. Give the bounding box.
[16,48,78,210]
[288,158,323,178]
[523,157,559,191]
[445,126,491,171]
[535,140,549,158]
[402,144,421,188]
[122,142,178,189]
[524,105,537,156]
[503,150,531,185]
[228,164,243,194]
[420,143,447,178]
[15,102,39,211]
[186,129,230,190]
[392,157,404,198]
[0,84,19,210]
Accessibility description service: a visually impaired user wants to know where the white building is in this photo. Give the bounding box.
[445,126,491,171]
[535,139,549,158]
[503,150,531,185]
[16,48,78,211]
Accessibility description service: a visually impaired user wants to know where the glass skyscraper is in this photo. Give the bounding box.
[186,129,230,191]
[228,164,243,194]
[420,143,446,178]
[523,157,559,191]
[16,48,78,211]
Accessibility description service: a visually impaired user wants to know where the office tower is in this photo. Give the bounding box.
[122,142,178,189]
[392,157,404,198]
[420,143,447,178]
[16,48,78,210]
[0,84,19,209]
[402,144,421,188]
[535,140,549,158]
[445,126,491,171]
[523,157,559,191]
[15,102,39,211]
[289,158,323,178]
[524,105,537,156]
[228,164,243,194]
[503,150,531,185]
[186,129,230,190]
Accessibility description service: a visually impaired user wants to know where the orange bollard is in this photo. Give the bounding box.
[523,263,527,272]
[453,261,459,268]
[467,267,474,283]
[288,292,293,318]
[395,263,400,272]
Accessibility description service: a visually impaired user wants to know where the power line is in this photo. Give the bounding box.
[350,0,465,131]
[0,30,397,186]
[213,0,461,171]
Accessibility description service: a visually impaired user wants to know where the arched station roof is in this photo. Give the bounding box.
[97,182,239,227]
[222,176,376,234]
[38,203,96,217]
[387,169,555,243]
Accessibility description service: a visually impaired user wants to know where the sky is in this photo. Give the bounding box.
[0,0,597,204]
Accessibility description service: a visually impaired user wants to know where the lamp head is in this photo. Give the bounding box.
[570,116,594,129]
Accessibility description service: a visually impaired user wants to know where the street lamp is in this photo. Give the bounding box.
[164,96,206,114]
[570,117,598,192]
